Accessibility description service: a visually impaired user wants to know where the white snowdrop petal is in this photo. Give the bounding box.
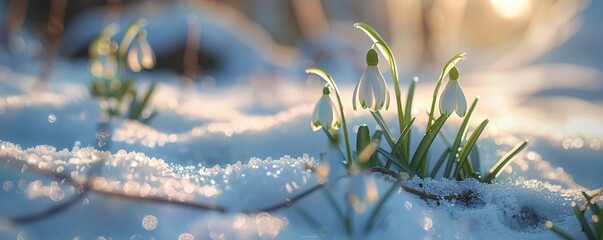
[329,99,341,130]
[311,94,339,131]
[140,40,155,69]
[318,97,333,130]
[368,73,380,111]
[439,81,455,116]
[455,81,467,117]
[377,73,390,110]
[127,46,142,72]
[354,65,390,112]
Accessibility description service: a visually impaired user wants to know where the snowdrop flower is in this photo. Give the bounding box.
[439,66,467,117]
[127,30,155,72]
[311,86,341,132]
[353,48,390,112]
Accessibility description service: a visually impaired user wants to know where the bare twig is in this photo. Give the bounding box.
[368,166,473,201]
[3,155,471,224]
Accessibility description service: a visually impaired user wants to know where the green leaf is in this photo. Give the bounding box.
[469,145,481,174]
[127,82,157,124]
[454,119,489,179]
[573,201,597,240]
[370,131,383,167]
[393,117,416,164]
[356,125,371,169]
[376,147,417,176]
[483,140,529,183]
[582,191,602,239]
[402,77,417,161]
[410,115,449,175]
[444,98,479,178]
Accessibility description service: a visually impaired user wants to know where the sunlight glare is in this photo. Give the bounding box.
[490,0,532,19]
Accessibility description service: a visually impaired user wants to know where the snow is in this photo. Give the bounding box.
[0,139,593,239]
[2,2,603,240]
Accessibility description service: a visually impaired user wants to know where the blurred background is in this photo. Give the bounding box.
[0,0,599,82]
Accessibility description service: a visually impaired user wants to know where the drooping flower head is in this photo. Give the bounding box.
[353,48,390,112]
[311,85,341,132]
[439,66,467,117]
[127,29,155,72]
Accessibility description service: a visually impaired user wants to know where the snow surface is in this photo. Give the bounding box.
[1,2,603,239]
[1,63,601,239]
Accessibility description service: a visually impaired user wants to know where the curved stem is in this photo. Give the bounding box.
[426,53,466,130]
[306,68,353,168]
[353,23,404,134]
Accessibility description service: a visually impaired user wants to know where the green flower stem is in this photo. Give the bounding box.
[354,23,405,136]
[306,68,353,168]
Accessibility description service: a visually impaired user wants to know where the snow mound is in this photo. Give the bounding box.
[0,140,594,239]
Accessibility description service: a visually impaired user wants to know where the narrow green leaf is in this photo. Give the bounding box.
[469,145,481,174]
[483,140,529,183]
[370,131,383,167]
[402,77,417,161]
[430,148,451,179]
[454,119,489,179]
[393,117,416,164]
[376,147,417,176]
[573,202,597,240]
[357,125,371,169]
[582,191,602,239]
[411,115,449,175]
[444,98,479,178]
[137,82,157,117]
